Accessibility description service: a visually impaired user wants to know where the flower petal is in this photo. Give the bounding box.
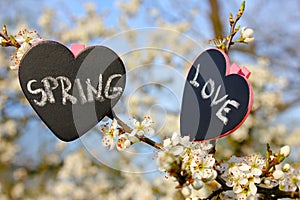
[102,136,115,150]
[132,118,139,127]
[111,119,118,129]
[145,127,155,135]
[136,130,144,136]
[141,116,153,127]
[249,182,257,195]
[170,146,184,156]
[163,138,172,148]
[239,163,251,172]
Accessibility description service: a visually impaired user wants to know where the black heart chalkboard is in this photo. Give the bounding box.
[19,41,126,142]
[180,48,252,141]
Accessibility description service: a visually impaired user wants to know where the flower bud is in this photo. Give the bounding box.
[282,163,290,172]
[116,134,131,151]
[3,25,7,36]
[181,186,191,197]
[244,37,255,44]
[240,27,255,43]
[192,179,204,190]
[241,27,254,38]
[264,179,271,186]
[279,145,291,157]
[207,170,218,181]
[273,170,284,180]
[124,140,131,148]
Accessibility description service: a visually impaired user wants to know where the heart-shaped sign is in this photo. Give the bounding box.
[180,48,253,141]
[19,41,126,142]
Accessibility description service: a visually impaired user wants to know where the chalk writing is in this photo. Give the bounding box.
[190,71,240,125]
[189,64,200,87]
[27,73,123,106]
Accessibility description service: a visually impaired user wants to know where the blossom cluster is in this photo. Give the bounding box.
[279,165,300,192]
[99,115,300,199]
[156,132,216,196]
[219,154,265,199]
[208,1,255,53]
[9,29,43,70]
[100,116,155,151]
[0,27,43,70]
[211,26,254,49]
[217,145,299,199]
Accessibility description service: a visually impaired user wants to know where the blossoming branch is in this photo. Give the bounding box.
[0,25,43,70]
[1,1,300,199]
[98,116,300,199]
[209,1,254,53]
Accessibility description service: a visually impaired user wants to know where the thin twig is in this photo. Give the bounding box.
[112,114,133,133]
[199,171,231,199]
[202,169,300,199]
[113,114,163,150]
[0,33,20,48]
[225,1,245,53]
[257,186,300,199]
[260,162,275,178]
[225,17,240,54]
[201,187,223,200]
[0,32,8,40]
[0,25,20,48]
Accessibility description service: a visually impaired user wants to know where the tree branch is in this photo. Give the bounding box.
[257,186,300,199]
[208,0,224,38]
[112,113,163,150]
[203,170,300,199]
[225,1,245,54]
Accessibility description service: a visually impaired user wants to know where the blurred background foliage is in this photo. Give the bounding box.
[0,0,300,199]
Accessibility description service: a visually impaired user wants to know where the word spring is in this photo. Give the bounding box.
[26,73,123,107]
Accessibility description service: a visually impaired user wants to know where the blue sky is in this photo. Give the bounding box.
[1,0,300,165]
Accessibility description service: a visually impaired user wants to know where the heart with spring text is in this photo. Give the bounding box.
[19,41,126,141]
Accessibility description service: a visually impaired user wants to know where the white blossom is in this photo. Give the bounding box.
[162,132,190,156]
[157,132,189,171]
[14,29,42,44]
[9,29,43,70]
[282,163,290,172]
[190,154,216,181]
[9,42,31,70]
[100,119,119,150]
[279,145,291,157]
[273,170,284,180]
[279,166,300,192]
[116,134,132,151]
[221,154,266,198]
[131,116,155,136]
[157,132,216,197]
[240,27,254,43]
[181,186,191,197]
[263,177,279,188]
[157,150,176,171]
[100,119,139,151]
[192,178,204,190]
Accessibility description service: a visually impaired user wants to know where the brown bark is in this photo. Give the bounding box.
[208,0,224,38]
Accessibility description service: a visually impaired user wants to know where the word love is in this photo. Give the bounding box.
[180,48,253,141]
[27,74,123,107]
[190,64,239,125]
